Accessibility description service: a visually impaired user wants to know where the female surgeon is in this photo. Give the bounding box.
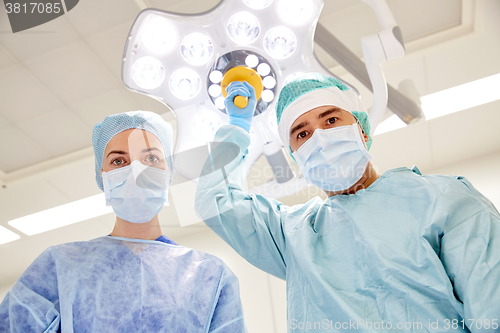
[0,111,247,333]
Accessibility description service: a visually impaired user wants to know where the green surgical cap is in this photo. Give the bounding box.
[351,111,372,150]
[276,75,349,125]
[276,73,372,151]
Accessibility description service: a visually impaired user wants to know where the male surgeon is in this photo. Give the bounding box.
[195,74,500,332]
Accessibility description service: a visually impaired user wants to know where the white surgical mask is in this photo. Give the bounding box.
[102,160,171,223]
[292,123,372,192]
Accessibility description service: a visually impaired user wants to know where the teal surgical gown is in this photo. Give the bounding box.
[195,125,500,333]
[0,236,246,333]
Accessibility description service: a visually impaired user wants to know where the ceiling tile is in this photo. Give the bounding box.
[0,44,16,71]
[0,17,80,61]
[0,4,13,32]
[43,156,100,201]
[146,0,184,10]
[85,20,134,81]
[0,115,11,130]
[128,90,177,135]
[425,36,500,94]
[17,108,91,156]
[70,88,139,128]
[319,0,463,57]
[319,3,378,57]
[129,91,171,115]
[148,0,219,13]
[0,65,64,123]
[0,126,51,172]
[0,177,68,224]
[387,0,461,41]
[64,0,140,38]
[24,41,118,104]
[321,0,362,13]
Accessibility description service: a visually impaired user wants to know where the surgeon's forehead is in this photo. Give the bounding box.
[302,105,345,117]
[105,129,165,154]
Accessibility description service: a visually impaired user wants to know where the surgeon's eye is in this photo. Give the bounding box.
[145,154,160,164]
[111,158,127,166]
[297,131,308,140]
[327,117,338,125]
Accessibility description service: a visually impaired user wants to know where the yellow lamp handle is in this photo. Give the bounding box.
[234,95,248,108]
[220,66,263,110]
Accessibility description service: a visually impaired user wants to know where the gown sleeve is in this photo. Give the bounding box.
[208,264,247,333]
[437,176,500,331]
[0,248,61,333]
[195,125,288,280]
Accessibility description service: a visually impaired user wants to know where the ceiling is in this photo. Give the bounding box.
[1,0,500,287]
[0,0,464,173]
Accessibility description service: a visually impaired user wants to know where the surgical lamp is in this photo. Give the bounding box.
[121,0,407,192]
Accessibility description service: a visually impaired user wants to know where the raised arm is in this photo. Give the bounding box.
[195,124,288,280]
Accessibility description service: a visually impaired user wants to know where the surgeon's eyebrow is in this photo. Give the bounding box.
[141,147,165,157]
[290,121,310,137]
[289,108,344,137]
[141,147,162,153]
[318,107,342,119]
[106,147,164,158]
[107,150,128,158]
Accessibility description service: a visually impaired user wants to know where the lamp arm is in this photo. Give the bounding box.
[361,0,397,29]
[360,0,406,133]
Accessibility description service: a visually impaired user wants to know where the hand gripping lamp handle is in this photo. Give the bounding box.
[221,66,264,108]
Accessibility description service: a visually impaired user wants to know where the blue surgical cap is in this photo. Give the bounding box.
[92,111,174,191]
[276,73,372,151]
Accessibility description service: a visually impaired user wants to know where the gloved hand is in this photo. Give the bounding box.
[224,81,257,133]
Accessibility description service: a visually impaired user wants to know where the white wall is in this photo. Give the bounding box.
[0,284,12,302]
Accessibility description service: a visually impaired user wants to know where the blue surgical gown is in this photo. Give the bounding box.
[153,234,178,245]
[195,125,500,333]
[107,234,178,245]
[0,235,246,333]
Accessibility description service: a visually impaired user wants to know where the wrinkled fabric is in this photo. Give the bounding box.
[107,234,177,245]
[153,234,178,245]
[0,236,246,333]
[195,125,500,333]
[275,73,372,150]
